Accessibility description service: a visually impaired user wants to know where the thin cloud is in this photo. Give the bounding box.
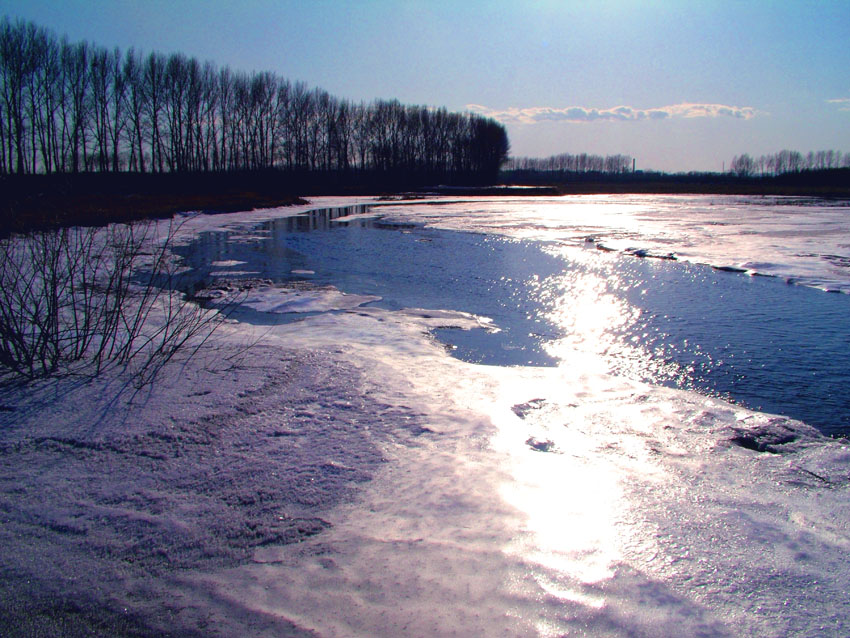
[827,97,850,111]
[467,102,759,124]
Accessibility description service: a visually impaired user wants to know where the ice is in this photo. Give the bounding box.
[208,270,261,276]
[193,278,382,315]
[388,306,497,330]
[167,197,389,244]
[187,309,850,636]
[237,285,381,314]
[210,259,248,267]
[2,196,849,636]
[375,194,850,293]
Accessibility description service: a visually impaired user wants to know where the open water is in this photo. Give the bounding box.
[177,199,850,436]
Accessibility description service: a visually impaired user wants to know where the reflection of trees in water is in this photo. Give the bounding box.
[267,206,375,233]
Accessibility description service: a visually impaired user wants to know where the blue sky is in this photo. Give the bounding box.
[1,0,847,172]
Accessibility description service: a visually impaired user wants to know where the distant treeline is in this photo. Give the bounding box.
[500,160,850,197]
[730,149,850,177]
[504,152,633,174]
[0,17,509,183]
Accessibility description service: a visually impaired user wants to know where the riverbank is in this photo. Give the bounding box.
[0,332,382,637]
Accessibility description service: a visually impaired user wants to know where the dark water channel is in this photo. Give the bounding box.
[175,205,850,436]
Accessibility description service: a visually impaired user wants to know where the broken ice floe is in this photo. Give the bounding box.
[242,287,379,314]
[393,307,499,331]
[198,280,381,314]
[208,271,261,277]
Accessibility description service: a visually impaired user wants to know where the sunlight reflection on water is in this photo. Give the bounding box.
[538,247,689,387]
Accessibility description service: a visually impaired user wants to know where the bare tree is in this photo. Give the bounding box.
[0,17,31,174]
[142,51,166,172]
[123,48,146,172]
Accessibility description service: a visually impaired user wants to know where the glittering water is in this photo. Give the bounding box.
[178,203,850,436]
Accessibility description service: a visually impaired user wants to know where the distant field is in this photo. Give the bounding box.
[500,167,850,197]
[2,168,848,237]
[0,172,307,236]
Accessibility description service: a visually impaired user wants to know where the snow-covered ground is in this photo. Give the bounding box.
[2,195,849,637]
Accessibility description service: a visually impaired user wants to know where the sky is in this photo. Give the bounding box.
[1,0,847,172]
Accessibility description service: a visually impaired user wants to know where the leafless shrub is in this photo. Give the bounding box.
[0,218,226,384]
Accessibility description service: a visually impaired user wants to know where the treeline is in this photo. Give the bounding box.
[730,149,850,177]
[0,17,509,182]
[504,152,633,174]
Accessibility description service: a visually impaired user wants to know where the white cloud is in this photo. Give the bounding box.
[827,97,850,111]
[467,102,759,124]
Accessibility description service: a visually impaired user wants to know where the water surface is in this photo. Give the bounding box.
[177,204,850,436]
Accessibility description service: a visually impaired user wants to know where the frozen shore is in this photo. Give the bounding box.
[2,196,850,636]
[0,337,366,636]
[3,304,849,637]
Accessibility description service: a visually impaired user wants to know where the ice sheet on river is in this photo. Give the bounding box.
[374,194,850,293]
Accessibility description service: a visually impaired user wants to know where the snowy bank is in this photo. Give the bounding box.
[2,302,848,636]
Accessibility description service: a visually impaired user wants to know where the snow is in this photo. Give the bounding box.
[2,195,850,636]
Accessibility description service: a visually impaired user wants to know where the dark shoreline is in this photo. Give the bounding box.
[499,166,850,198]
[0,172,309,237]
[548,181,850,196]
[2,169,848,237]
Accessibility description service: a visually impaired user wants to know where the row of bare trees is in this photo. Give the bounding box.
[0,17,509,181]
[730,150,850,177]
[504,152,633,174]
